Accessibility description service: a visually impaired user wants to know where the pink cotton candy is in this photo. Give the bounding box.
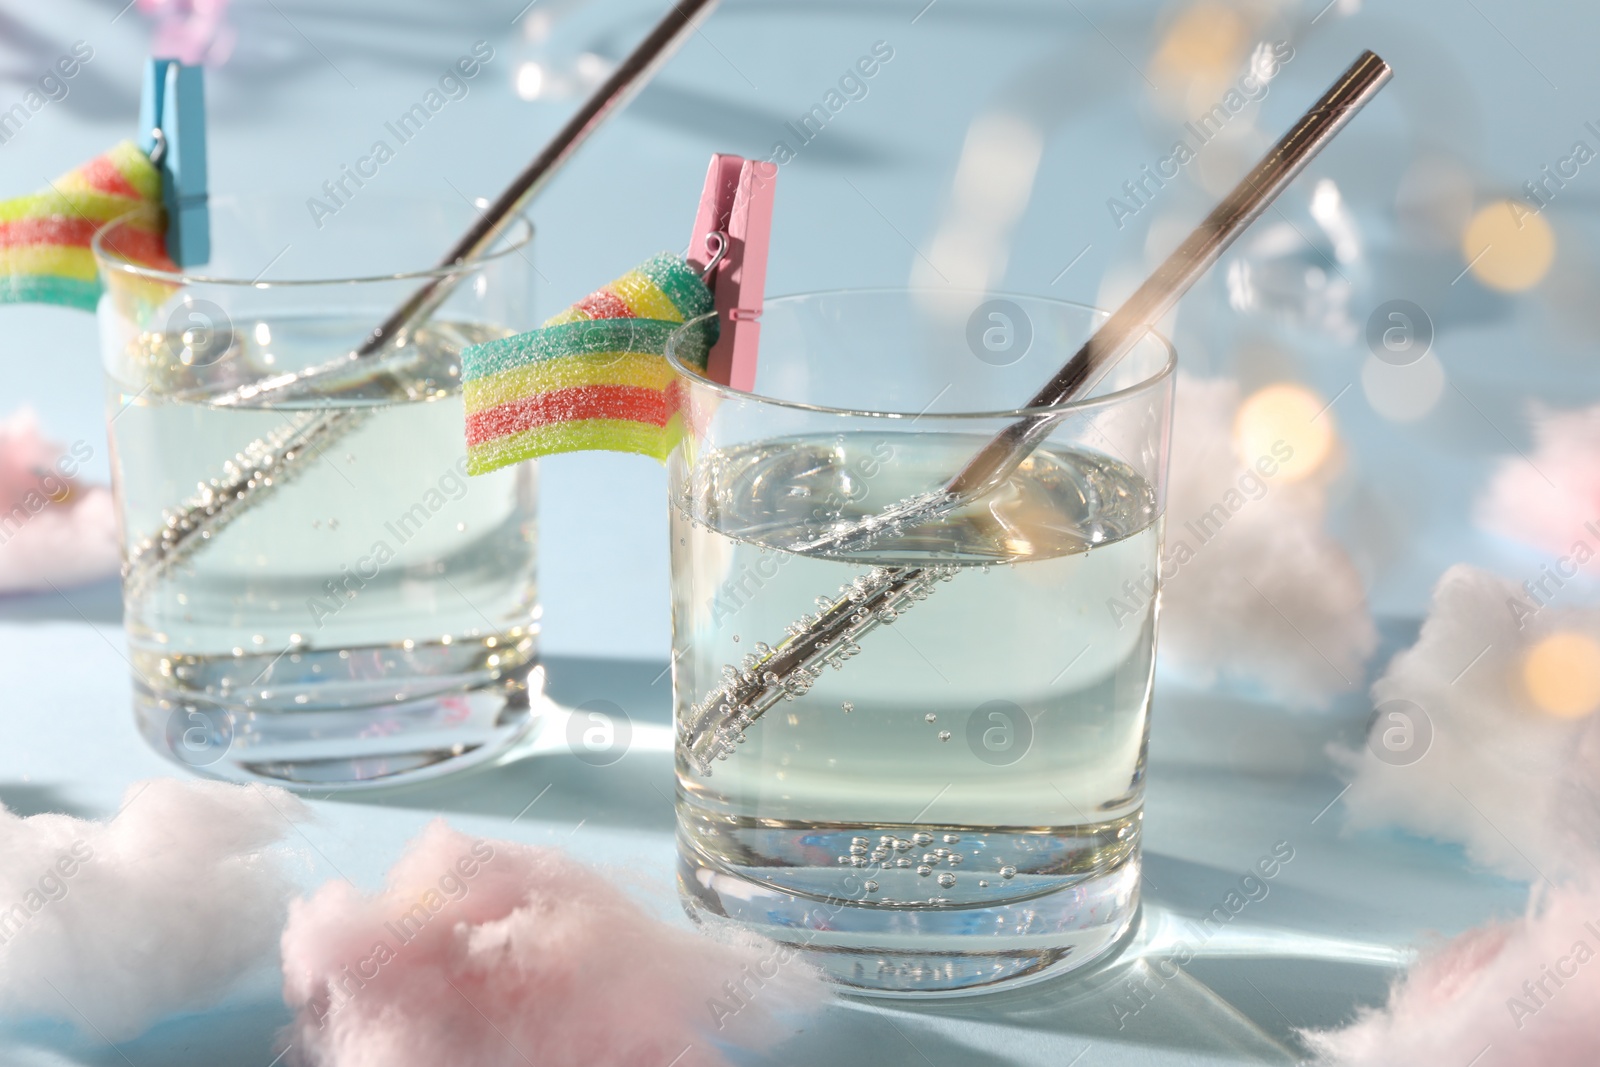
[280,821,824,1067]
[1306,875,1600,1066]
[138,0,236,66]
[1477,402,1600,570]
[0,409,119,594]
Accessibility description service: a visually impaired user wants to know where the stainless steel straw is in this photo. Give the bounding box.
[682,50,1393,774]
[123,0,721,594]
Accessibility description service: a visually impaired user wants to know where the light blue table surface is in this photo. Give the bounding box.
[1,0,1595,1062]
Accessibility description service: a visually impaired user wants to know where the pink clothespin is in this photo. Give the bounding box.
[686,154,776,392]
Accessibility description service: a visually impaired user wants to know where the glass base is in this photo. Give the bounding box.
[132,654,544,791]
[678,831,1140,996]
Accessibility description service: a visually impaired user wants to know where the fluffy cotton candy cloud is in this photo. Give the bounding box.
[280,821,824,1067]
[1472,398,1600,566]
[0,409,119,594]
[1126,374,1377,706]
[1305,875,1600,1067]
[0,778,308,1040]
[1477,402,1600,573]
[1334,564,1600,881]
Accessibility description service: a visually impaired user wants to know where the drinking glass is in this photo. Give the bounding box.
[93,195,539,789]
[665,289,1174,994]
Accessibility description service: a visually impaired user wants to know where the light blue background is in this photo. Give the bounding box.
[1,0,1593,1062]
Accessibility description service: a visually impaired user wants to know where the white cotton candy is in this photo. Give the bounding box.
[1477,401,1600,569]
[280,820,824,1067]
[1334,564,1600,881]
[1153,374,1377,706]
[1305,873,1600,1067]
[0,778,308,1040]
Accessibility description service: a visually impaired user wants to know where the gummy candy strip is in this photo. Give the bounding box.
[461,252,716,473]
[0,140,174,310]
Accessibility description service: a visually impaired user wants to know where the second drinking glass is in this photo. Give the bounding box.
[666,289,1174,995]
[94,195,539,789]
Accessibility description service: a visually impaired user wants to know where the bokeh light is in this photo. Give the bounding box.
[1149,2,1249,113]
[515,62,546,100]
[1523,632,1600,719]
[1233,383,1334,483]
[1461,199,1555,291]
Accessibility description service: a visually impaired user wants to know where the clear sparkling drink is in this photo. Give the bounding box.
[109,316,539,787]
[671,429,1159,993]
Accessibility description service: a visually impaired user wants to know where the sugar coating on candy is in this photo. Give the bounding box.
[468,413,692,472]
[466,381,685,443]
[0,778,308,1040]
[280,820,823,1067]
[1333,564,1600,881]
[0,140,174,310]
[461,254,717,474]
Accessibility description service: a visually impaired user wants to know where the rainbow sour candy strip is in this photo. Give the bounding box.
[0,140,175,311]
[462,252,717,474]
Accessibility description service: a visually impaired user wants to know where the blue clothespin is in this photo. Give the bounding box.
[138,58,209,267]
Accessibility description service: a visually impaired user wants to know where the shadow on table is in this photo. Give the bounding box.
[328,657,1403,1063]
[771,854,1399,1066]
[0,578,122,625]
[2,997,290,1067]
[631,84,897,167]
[0,782,101,819]
[333,654,679,835]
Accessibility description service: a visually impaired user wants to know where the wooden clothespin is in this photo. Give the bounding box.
[139,58,209,267]
[685,154,776,392]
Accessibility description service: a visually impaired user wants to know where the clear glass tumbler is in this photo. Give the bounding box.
[666,290,1174,994]
[93,196,538,790]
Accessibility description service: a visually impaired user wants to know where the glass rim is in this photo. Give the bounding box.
[89,197,535,288]
[664,287,1177,421]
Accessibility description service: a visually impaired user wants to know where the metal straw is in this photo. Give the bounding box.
[123,0,721,594]
[682,50,1393,774]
